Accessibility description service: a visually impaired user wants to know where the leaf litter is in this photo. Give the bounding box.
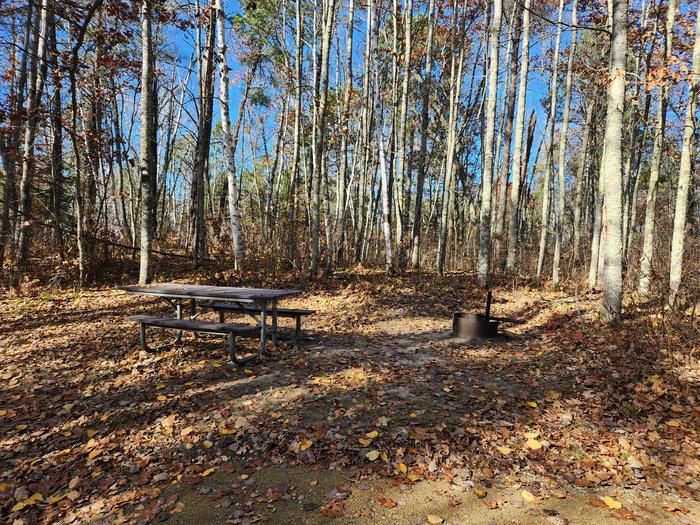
[0,271,698,524]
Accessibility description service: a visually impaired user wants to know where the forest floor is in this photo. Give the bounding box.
[0,269,699,525]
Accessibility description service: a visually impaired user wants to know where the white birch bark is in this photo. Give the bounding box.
[215,0,243,270]
[371,0,394,273]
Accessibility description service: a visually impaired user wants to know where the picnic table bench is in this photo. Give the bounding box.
[204,302,315,346]
[119,284,306,365]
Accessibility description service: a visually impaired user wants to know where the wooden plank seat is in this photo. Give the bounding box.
[126,315,261,365]
[204,303,315,346]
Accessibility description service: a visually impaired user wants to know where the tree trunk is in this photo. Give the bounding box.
[310,0,336,278]
[371,0,394,274]
[138,0,158,284]
[437,2,466,276]
[601,0,628,321]
[15,0,50,274]
[192,5,217,268]
[394,0,413,268]
[288,0,303,266]
[476,0,502,286]
[669,1,700,306]
[49,11,64,249]
[216,0,244,270]
[506,0,531,271]
[552,0,579,285]
[536,0,565,279]
[638,0,676,296]
[410,0,435,269]
[494,1,523,266]
[572,98,594,265]
[334,0,355,266]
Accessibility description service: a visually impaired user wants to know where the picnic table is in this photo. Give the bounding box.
[119,284,302,364]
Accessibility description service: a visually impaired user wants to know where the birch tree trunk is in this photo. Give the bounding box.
[371,0,394,274]
[638,0,676,296]
[215,0,243,270]
[138,0,158,284]
[552,0,578,285]
[394,0,413,267]
[506,0,531,271]
[601,0,628,321]
[476,0,502,286]
[669,2,700,306]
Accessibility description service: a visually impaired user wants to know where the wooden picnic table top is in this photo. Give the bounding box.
[118,283,301,303]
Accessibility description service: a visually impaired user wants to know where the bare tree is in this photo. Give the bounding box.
[192,4,217,268]
[215,0,243,270]
[638,0,676,296]
[506,0,531,271]
[601,0,628,321]
[310,0,337,278]
[552,0,578,285]
[476,0,502,286]
[669,1,700,306]
[410,0,435,269]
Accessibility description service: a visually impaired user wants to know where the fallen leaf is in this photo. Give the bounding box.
[299,439,313,451]
[496,445,512,455]
[601,496,622,509]
[376,497,397,508]
[427,514,444,524]
[473,487,487,498]
[525,438,542,450]
[10,492,43,512]
[366,450,380,461]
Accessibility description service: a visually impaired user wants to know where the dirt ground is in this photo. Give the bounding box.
[0,271,698,524]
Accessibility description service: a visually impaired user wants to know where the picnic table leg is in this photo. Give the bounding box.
[271,300,278,347]
[259,306,267,354]
[174,300,183,343]
[190,299,198,338]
